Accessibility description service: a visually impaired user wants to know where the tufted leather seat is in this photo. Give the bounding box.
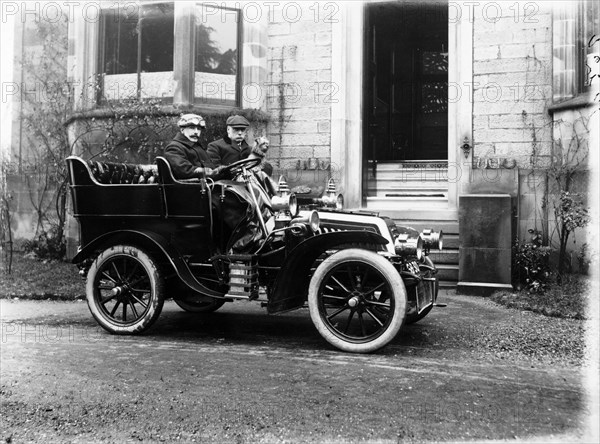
[87,161,159,184]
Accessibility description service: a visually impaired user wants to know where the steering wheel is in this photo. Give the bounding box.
[221,157,262,177]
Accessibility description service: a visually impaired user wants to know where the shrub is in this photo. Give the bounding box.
[553,191,589,276]
[22,226,66,261]
[513,229,553,293]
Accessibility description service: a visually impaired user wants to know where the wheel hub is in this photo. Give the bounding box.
[348,295,361,308]
[111,285,132,302]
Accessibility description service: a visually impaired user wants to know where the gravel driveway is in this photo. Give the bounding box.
[1,290,597,443]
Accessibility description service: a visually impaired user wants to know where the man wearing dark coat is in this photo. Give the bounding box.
[206,115,252,166]
[164,114,223,179]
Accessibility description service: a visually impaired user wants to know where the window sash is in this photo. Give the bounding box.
[97,2,241,107]
[193,4,241,107]
[553,0,600,103]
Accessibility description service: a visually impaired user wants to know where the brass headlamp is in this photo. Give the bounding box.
[272,176,298,228]
[318,178,344,210]
[420,229,443,251]
[394,233,423,260]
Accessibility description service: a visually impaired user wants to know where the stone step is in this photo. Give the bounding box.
[368,169,450,182]
[367,179,449,190]
[435,264,459,283]
[365,196,448,210]
[439,280,458,289]
[386,214,459,231]
[373,161,448,170]
[367,189,448,198]
[426,249,458,265]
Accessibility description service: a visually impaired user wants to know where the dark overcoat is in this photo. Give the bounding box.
[207,135,251,167]
[163,133,214,179]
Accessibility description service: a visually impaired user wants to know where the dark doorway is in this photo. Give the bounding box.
[365,2,448,162]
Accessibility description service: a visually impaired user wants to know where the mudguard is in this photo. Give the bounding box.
[72,229,225,298]
[267,230,389,314]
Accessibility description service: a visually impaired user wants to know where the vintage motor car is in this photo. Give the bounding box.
[66,155,444,353]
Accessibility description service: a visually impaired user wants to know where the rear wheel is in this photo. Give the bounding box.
[86,245,165,334]
[308,249,406,353]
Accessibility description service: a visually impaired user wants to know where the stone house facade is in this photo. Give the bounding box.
[5,1,598,288]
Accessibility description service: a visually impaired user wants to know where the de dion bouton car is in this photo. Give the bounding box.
[66,155,444,353]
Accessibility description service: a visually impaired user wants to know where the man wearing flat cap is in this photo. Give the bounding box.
[207,115,253,167]
[164,113,224,179]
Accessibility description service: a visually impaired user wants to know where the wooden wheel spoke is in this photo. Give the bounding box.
[110,301,121,317]
[129,292,148,308]
[364,299,390,308]
[343,309,355,334]
[122,301,127,321]
[100,293,117,305]
[330,275,350,294]
[129,275,149,289]
[346,266,357,291]
[361,267,370,289]
[111,262,123,282]
[358,311,367,337]
[101,271,116,284]
[125,262,141,282]
[128,300,139,319]
[363,282,386,297]
[323,294,346,301]
[327,305,349,321]
[98,284,115,290]
[365,307,385,327]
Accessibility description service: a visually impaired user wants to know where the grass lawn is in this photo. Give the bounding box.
[0,252,592,321]
[491,274,590,320]
[0,253,85,300]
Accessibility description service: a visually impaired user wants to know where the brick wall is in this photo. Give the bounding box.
[473,3,553,169]
[266,4,333,171]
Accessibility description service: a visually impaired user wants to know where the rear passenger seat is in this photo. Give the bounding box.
[87,161,159,184]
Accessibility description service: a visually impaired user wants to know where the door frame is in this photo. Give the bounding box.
[331,1,473,214]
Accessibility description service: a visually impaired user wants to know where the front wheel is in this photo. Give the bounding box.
[86,245,165,334]
[308,249,406,353]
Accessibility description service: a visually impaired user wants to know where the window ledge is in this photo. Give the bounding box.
[64,104,238,127]
[548,92,597,113]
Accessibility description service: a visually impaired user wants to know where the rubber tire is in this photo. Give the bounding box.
[174,297,226,313]
[86,245,165,334]
[308,248,406,353]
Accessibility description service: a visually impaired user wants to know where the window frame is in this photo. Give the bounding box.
[95,1,242,109]
[552,0,599,106]
[192,3,242,109]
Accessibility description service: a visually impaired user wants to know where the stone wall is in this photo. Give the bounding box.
[5,173,59,241]
[472,3,553,169]
[266,4,333,172]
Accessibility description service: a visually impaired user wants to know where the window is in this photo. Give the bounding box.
[194,4,239,106]
[553,0,600,102]
[100,3,175,100]
[98,2,240,106]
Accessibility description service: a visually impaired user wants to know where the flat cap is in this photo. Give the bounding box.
[226,115,250,128]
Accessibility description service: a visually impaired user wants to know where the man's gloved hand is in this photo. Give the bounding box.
[205,165,226,178]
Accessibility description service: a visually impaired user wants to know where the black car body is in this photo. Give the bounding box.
[67,155,443,353]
